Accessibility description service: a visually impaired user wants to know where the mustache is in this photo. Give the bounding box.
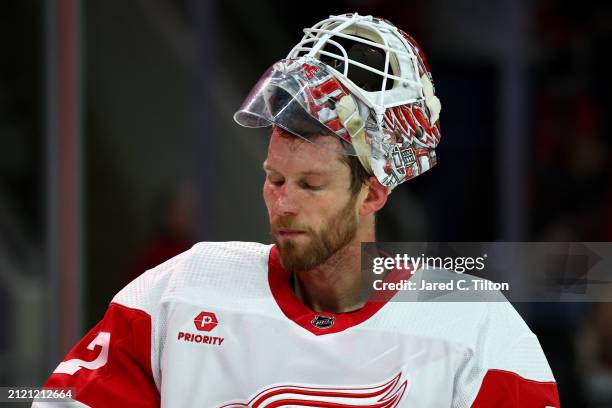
[271,217,311,233]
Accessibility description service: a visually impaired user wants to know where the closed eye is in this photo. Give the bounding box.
[268,177,284,187]
[300,181,322,191]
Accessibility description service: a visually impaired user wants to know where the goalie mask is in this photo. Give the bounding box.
[234,13,442,190]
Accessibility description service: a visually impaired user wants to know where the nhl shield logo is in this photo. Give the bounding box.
[311,315,335,329]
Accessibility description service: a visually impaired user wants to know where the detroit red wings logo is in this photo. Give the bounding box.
[219,372,407,407]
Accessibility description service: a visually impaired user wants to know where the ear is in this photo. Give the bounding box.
[358,176,390,217]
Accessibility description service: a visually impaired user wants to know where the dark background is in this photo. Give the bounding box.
[1,0,611,406]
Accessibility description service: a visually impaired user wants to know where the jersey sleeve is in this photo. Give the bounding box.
[454,302,561,408]
[34,303,159,408]
[469,333,560,407]
[34,245,194,408]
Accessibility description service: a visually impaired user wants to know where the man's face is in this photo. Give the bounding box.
[263,127,362,272]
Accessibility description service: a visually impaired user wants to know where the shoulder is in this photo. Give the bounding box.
[112,241,273,313]
[372,269,538,358]
[397,268,554,378]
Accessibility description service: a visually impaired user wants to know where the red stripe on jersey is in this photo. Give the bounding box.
[42,303,159,407]
[471,369,560,408]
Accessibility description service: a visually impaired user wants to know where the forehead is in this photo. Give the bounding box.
[265,128,349,176]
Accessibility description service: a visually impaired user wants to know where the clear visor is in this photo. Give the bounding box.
[234,58,358,155]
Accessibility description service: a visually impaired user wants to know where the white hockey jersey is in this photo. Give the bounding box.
[38,242,560,407]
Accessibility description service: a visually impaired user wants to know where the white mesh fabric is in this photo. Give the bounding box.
[360,296,555,408]
[454,301,556,408]
[112,242,272,312]
[496,334,555,380]
[108,242,554,406]
[111,241,273,390]
[112,245,194,314]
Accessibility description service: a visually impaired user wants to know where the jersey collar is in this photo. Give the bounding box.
[267,245,415,336]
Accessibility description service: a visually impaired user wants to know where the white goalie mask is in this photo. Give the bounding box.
[234,13,442,189]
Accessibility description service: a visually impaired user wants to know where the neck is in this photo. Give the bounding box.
[293,221,378,313]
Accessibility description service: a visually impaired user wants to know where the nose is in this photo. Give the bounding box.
[274,183,299,216]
